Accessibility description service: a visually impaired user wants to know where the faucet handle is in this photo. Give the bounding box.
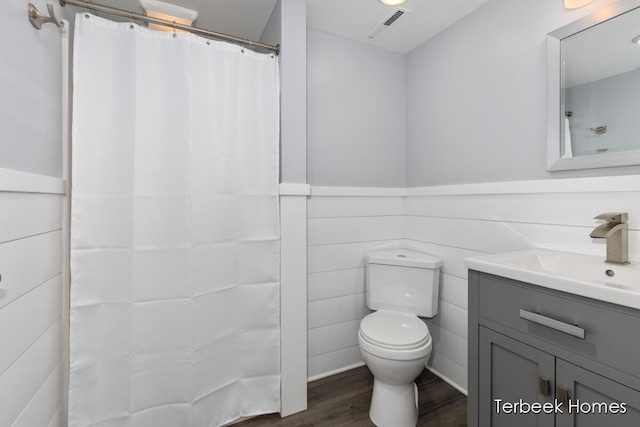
[594,212,628,224]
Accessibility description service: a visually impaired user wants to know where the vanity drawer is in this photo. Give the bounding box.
[478,274,640,380]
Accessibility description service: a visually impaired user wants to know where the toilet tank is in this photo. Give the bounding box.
[366,249,442,318]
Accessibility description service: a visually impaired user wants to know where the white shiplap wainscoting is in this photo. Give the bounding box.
[405,175,640,394]
[308,176,640,395]
[307,187,404,380]
[0,168,66,427]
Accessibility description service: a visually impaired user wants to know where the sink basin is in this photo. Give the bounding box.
[465,249,640,310]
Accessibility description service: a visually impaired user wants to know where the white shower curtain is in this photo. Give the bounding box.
[69,14,280,427]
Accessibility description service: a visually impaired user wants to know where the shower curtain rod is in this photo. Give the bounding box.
[59,0,280,54]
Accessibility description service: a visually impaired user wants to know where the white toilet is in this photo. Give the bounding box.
[358,249,442,427]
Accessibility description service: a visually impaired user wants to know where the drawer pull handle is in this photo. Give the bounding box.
[557,386,570,407]
[519,309,585,339]
[539,377,550,396]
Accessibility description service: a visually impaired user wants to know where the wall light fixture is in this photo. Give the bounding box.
[564,0,595,9]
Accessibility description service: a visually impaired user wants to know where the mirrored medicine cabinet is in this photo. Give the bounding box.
[547,0,640,171]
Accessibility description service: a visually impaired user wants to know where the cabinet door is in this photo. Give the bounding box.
[479,327,555,427]
[556,359,640,427]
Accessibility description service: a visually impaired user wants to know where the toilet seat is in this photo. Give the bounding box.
[359,310,432,361]
[360,310,430,350]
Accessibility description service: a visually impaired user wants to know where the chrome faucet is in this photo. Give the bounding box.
[590,212,629,265]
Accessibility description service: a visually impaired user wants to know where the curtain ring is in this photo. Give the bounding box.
[84,0,91,18]
[206,29,211,45]
[129,11,134,29]
[241,39,246,53]
[172,20,177,38]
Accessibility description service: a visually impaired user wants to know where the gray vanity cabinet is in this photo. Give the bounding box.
[469,270,640,427]
[555,359,640,427]
[479,327,554,427]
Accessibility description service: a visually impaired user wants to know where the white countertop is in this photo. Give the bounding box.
[465,249,640,310]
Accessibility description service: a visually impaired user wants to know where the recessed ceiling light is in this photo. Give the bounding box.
[633,35,640,45]
[139,0,198,31]
[380,0,407,6]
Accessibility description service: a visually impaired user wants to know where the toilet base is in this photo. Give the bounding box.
[369,379,419,427]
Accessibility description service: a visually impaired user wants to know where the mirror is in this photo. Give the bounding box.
[547,0,640,171]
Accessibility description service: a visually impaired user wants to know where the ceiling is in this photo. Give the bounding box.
[307,0,488,54]
[64,0,488,54]
[80,0,280,41]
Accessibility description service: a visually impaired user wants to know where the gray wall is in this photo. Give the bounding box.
[260,0,281,48]
[0,0,68,177]
[307,29,405,188]
[262,0,307,184]
[404,0,640,187]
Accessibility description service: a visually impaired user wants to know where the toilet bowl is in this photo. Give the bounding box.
[358,310,432,427]
[358,249,441,427]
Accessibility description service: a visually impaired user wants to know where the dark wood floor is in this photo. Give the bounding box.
[236,366,467,426]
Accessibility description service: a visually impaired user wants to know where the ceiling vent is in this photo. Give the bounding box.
[366,7,409,40]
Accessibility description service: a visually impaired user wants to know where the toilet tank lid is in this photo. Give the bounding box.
[367,249,442,269]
